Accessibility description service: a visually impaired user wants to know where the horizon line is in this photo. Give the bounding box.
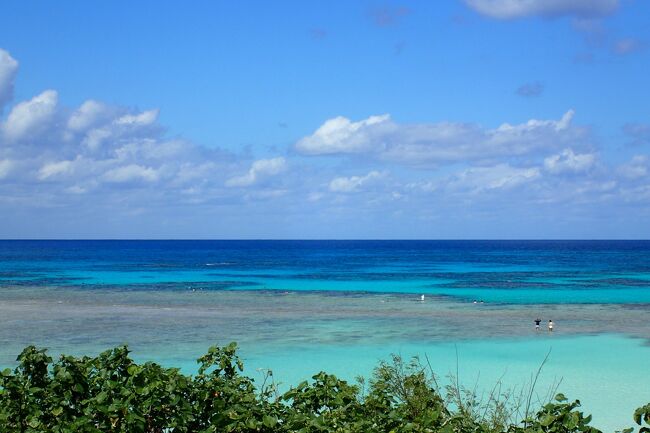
[1,238,649,242]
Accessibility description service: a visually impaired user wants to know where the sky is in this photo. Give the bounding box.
[0,0,649,239]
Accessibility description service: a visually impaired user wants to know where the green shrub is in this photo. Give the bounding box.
[0,343,646,433]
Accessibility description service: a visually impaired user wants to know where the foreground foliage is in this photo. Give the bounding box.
[0,343,647,432]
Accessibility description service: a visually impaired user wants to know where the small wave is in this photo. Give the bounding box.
[205,262,234,266]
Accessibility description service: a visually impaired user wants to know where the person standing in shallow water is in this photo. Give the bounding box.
[548,320,554,332]
[534,318,541,331]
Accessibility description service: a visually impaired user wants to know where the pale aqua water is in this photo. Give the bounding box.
[1,240,650,431]
[241,335,650,432]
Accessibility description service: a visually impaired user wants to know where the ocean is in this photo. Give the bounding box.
[1,240,649,430]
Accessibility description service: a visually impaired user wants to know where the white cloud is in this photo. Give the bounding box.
[544,148,596,174]
[0,49,237,203]
[103,164,159,183]
[0,159,13,179]
[0,49,19,112]
[64,184,88,195]
[329,171,383,193]
[82,128,113,151]
[226,157,287,187]
[114,109,159,126]
[2,90,58,142]
[114,139,189,161]
[495,109,574,133]
[295,114,392,155]
[445,164,541,193]
[38,159,75,180]
[297,110,582,165]
[618,155,648,180]
[67,100,110,132]
[463,0,619,19]
[405,180,438,193]
[1,47,649,237]
[79,108,162,152]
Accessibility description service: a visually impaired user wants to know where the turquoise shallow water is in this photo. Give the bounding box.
[1,240,650,430]
[239,335,650,432]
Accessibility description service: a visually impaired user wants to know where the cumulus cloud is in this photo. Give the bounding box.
[463,0,619,19]
[103,164,160,183]
[67,100,112,132]
[115,109,159,127]
[445,164,540,193]
[226,157,287,187]
[295,115,392,155]
[544,148,596,174]
[0,49,249,204]
[0,49,19,112]
[296,110,582,165]
[401,156,631,213]
[76,108,162,152]
[1,47,648,237]
[2,90,58,142]
[329,171,383,193]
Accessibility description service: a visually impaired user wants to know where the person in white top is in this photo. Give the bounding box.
[548,320,554,332]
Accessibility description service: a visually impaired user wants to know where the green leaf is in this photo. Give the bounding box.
[540,414,555,426]
[96,391,108,403]
[263,414,278,428]
[51,407,63,416]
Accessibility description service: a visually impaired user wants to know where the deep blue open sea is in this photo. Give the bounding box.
[2,240,650,303]
[1,240,650,430]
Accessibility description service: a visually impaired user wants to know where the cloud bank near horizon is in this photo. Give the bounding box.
[0,47,648,238]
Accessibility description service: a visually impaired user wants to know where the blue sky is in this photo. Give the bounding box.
[0,0,649,238]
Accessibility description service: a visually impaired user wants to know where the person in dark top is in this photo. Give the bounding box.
[534,318,541,331]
